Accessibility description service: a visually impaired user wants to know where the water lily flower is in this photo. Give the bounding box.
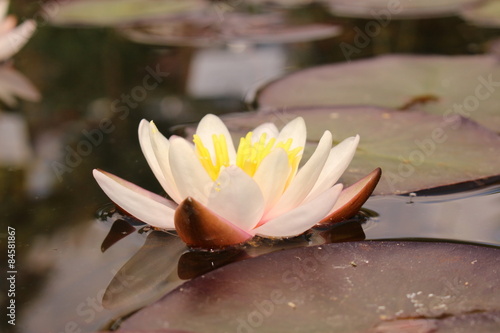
[93,114,380,249]
[0,0,39,106]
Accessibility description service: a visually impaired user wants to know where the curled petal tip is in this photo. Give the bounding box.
[318,168,381,226]
[174,197,253,249]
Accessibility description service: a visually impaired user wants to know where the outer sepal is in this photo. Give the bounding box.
[175,197,253,249]
[318,168,381,226]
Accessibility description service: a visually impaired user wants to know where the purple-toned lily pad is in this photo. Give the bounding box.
[204,107,500,195]
[43,0,207,27]
[119,241,500,333]
[119,12,341,47]
[325,0,478,19]
[461,0,500,27]
[256,54,500,133]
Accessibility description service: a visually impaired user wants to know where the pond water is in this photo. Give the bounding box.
[1,1,500,333]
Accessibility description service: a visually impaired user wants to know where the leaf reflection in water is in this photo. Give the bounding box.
[103,232,186,310]
[102,216,367,315]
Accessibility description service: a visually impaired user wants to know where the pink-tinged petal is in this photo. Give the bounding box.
[168,136,212,204]
[319,168,381,225]
[207,166,265,231]
[251,122,279,141]
[253,148,291,213]
[0,20,36,61]
[264,130,332,221]
[138,120,167,190]
[305,135,360,202]
[0,16,16,35]
[195,114,236,163]
[93,169,176,229]
[175,197,253,249]
[253,184,343,237]
[276,116,306,151]
[0,65,40,106]
[0,2,9,20]
[146,121,183,203]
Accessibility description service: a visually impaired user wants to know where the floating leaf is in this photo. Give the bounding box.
[461,0,500,27]
[119,12,341,47]
[44,0,207,27]
[256,54,500,133]
[194,107,500,195]
[325,0,477,19]
[119,241,500,332]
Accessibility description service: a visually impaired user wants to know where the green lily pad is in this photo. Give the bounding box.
[44,0,207,27]
[193,107,500,195]
[119,241,500,333]
[256,54,500,133]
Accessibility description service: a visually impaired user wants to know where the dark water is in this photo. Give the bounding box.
[1,2,500,333]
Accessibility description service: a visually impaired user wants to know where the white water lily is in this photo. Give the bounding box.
[0,0,39,106]
[94,114,373,249]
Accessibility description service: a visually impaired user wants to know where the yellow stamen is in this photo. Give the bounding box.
[193,131,303,180]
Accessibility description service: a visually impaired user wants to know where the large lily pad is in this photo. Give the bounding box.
[119,241,500,332]
[186,107,500,195]
[461,0,500,27]
[256,54,500,133]
[325,0,477,19]
[43,0,207,27]
[119,12,341,47]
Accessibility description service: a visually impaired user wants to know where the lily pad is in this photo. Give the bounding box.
[256,54,500,133]
[190,107,500,195]
[461,0,500,27]
[43,0,207,27]
[119,12,341,47]
[119,241,500,332]
[325,0,477,19]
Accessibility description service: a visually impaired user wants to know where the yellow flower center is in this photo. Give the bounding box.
[193,132,302,180]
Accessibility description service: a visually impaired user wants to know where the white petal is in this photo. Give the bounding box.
[168,136,213,204]
[138,120,167,189]
[251,122,279,142]
[253,148,291,213]
[0,20,36,61]
[264,130,332,221]
[93,169,176,229]
[305,135,359,202]
[207,166,265,231]
[0,1,9,20]
[146,121,183,203]
[253,184,343,237]
[0,16,16,35]
[276,116,306,151]
[195,114,236,163]
[0,65,40,106]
